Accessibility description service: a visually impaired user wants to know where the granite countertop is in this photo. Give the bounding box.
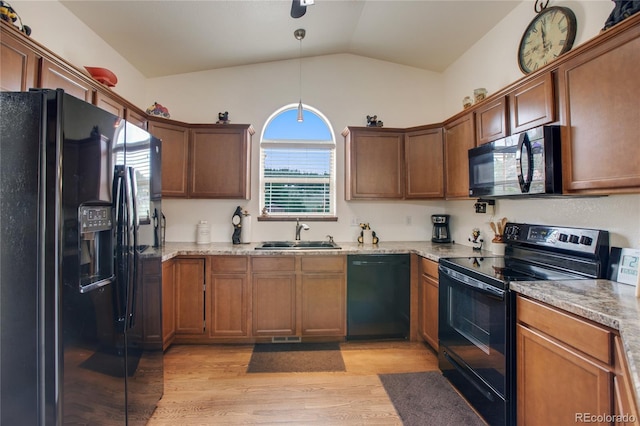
[510,279,640,404]
[160,240,486,262]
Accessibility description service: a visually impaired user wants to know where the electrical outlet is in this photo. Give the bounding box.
[406,216,412,225]
[475,202,487,214]
[350,216,361,227]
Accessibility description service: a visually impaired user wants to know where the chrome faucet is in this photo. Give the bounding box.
[295,218,309,240]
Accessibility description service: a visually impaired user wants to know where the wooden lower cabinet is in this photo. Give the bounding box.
[209,256,249,338]
[300,256,346,336]
[127,258,163,349]
[174,257,206,336]
[516,295,639,426]
[252,256,297,336]
[161,258,176,350]
[251,255,346,338]
[418,257,438,350]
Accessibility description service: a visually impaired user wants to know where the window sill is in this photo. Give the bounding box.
[257,216,338,222]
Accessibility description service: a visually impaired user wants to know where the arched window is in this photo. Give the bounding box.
[259,104,336,218]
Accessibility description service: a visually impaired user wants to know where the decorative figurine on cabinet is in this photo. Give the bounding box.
[217,111,230,124]
[469,228,484,251]
[146,102,170,118]
[366,115,384,127]
[232,206,243,244]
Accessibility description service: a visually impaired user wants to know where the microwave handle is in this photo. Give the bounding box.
[516,133,534,193]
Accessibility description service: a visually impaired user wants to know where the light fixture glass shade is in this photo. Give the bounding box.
[297,100,304,122]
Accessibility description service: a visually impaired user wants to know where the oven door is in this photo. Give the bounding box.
[438,264,509,425]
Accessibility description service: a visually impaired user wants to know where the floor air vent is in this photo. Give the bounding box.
[271,336,302,343]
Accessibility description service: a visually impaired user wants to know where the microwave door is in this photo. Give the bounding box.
[516,133,534,193]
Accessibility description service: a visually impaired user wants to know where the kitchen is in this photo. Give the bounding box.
[1,0,640,425]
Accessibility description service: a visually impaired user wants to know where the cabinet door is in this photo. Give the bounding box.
[405,128,444,199]
[161,259,176,350]
[558,31,640,193]
[517,324,612,426]
[189,125,252,199]
[0,27,39,91]
[175,258,205,335]
[126,108,148,131]
[95,90,125,118]
[40,58,94,103]
[509,72,554,134]
[419,258,438,351]
[148,120,189,197]
[139,258,162,346]
[345,128,404,199]
[252,273,296,336]
[444,113,475,199]
[613,336,640,424]
[475,96,508,145]
[301,273,345,336]
[209,274,247,337]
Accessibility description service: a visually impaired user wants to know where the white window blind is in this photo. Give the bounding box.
[261,144,334,215]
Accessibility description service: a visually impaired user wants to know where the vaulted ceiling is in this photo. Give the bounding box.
[61,0,521,78]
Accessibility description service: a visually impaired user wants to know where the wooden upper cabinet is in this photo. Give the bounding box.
[509,72,554,134]
[404,127,444,199]
[126,108,148,130]
[344,127,404,200]
[444,113,475,199]
[189,125,253,199]
[475,96,508,145]
[0,24,40,92]
[40,58,94,103]
[148,119,190,198]
[95,90,125,118]
[558,24,640,194]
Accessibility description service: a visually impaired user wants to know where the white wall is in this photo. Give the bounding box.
[11,0,639,249]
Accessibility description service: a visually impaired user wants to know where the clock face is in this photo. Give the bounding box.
[518,6,577,74]
[232,215,241,225]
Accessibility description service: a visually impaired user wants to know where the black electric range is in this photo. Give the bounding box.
[438,223,610,426]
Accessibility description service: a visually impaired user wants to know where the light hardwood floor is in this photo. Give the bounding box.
[148,341,441,425]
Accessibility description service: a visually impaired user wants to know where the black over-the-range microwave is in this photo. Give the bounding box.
[468,125,562,198]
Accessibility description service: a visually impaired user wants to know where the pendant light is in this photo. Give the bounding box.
[294,28,306,122]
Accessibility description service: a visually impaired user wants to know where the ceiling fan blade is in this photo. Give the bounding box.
[291,0,306,18]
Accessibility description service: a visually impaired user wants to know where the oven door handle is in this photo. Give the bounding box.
[439,265,505,301]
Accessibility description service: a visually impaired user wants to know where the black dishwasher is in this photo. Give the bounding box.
[347,254,410,340]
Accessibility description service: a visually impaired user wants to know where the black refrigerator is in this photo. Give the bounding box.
[0,89,163,425]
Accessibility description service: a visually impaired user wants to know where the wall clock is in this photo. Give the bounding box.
[518,2,577,74]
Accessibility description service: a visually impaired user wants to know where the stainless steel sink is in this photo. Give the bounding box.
[255,241,341,250]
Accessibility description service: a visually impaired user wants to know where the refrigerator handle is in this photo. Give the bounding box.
[125,166,139,330]
[112,166,128,328]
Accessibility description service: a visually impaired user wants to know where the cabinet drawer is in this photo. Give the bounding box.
[301,256,345,273]
[211,256,247,273]
[517,296,611,364]
[251,256,295,272]
[420,257,439,279]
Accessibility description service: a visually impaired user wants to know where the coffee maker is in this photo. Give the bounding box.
[431,214,451,243]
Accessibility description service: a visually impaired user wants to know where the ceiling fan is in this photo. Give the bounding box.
[291,0,314,19]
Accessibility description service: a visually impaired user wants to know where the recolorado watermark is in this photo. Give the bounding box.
[575,412,637,423]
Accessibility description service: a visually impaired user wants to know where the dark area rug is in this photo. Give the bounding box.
[247,342,346,373]
[379,371,486,426]
[79,349,141,377]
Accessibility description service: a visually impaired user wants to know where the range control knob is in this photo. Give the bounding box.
[569,235,580,244]
[558,233,569,242]
[580,236,593,245]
